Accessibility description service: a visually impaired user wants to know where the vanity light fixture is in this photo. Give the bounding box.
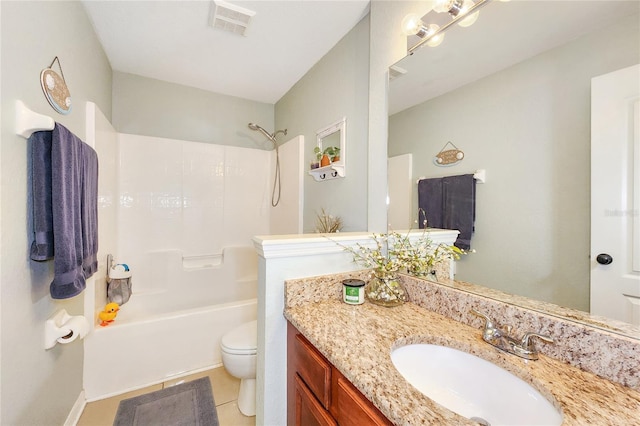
[401,14,444,47]
[405,0,492,54]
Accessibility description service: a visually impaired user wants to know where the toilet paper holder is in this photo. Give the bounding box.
[44,309,90,350]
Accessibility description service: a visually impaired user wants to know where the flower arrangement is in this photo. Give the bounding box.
[330,212,468,306]
[341,230,463,278]
[342,233,402,274]
[390,231,465,278]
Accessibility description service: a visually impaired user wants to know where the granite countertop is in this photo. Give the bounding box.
[284,298,640,425]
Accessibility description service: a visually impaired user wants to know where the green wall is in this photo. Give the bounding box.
[0,1,111,424]
[112,71,274,149]
[275,16,370,232]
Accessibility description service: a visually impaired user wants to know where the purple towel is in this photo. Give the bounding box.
[418,174,476,250]
[30,123,99,299]
[30,130,55,260]
[442,174,475,250]
[418,178,443,230]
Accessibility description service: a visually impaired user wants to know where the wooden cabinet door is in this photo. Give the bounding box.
[335,375,393,426]
[294,334,332,409]
[294,374,338,426]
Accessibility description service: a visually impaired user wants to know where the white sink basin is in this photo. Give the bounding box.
[391,344,563,426]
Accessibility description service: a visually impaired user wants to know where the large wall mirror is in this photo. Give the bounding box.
[388,0,640,338]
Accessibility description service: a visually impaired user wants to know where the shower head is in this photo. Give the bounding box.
[248,122,276,142]
[247,123,287,145]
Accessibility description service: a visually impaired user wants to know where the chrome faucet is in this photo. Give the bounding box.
[471,309,553,360]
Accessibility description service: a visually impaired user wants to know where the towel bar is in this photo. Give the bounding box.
[473,169,486,183]
[16,100,55,139]
[417,169,486,184]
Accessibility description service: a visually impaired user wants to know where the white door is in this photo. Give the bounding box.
[388,154,413,230]
[591,64,640,325]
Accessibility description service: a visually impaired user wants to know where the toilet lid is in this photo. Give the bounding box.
[221,319,257,355]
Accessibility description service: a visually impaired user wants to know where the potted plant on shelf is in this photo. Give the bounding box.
[314,146,341,168]
[312,146,324,168]
[322,146,340,162]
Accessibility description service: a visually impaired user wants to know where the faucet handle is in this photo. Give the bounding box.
[470,309,501,341]
[520,332,554,351]
[470,309,495,328]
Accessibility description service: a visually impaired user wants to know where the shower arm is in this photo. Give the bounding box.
[273,129,287,140]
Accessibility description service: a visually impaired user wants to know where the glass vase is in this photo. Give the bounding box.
[365,270,408,307]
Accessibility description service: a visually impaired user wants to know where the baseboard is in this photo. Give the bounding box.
[64,390,86,426]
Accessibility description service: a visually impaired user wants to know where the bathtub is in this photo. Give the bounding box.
[83,247,257,401]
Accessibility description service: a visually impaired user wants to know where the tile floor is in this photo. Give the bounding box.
[77,366,255,426]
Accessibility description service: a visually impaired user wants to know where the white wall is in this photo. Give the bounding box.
[0,2,111,424]
[388,14,640,311]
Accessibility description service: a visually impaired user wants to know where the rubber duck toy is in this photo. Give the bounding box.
[99,302,120,326]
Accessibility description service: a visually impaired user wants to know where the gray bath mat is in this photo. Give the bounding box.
[113,377,219,426]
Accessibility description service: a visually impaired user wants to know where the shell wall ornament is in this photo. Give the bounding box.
[434,141,464,166]
[40,57,71,115]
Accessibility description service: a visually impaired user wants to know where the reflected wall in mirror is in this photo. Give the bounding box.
[388,1,640,336]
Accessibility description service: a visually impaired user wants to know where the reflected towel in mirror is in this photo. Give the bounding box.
[418,174,475,250]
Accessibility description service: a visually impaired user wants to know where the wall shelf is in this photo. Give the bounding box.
[308,162,345,181]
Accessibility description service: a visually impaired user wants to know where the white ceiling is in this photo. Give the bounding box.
[389,0,640,115]
[82,0,370,105]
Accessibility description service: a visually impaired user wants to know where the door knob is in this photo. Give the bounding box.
[596,253,613,265]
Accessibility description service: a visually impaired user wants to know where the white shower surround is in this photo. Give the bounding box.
[116,133,271,300]
[84,118,303,400]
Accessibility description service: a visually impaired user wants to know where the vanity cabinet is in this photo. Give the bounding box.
[287,322,392,426]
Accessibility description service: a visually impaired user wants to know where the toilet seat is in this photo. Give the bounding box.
[221,319,257,355]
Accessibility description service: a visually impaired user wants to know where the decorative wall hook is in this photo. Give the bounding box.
[434,141,464,166]
[40,56,72,115]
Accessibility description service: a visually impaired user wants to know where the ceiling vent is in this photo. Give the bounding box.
[209,1,256,36]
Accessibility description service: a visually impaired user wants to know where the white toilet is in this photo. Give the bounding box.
[220,319,257,416]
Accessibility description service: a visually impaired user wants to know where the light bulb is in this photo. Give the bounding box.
[426,25,445,47]
[432,0,453,13]
[457,0,479,27]
[401,13,424,36]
